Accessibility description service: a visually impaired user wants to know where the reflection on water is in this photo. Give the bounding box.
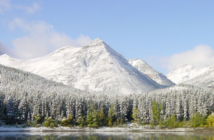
[0,132,214,140]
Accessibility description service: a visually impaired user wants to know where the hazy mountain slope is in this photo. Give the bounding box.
[167,64,213,85]
[0,64,87,96]
[182,65,214,87]
[128,59,174,86]
[0,38,163,95]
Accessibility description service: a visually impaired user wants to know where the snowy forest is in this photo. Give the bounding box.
[1,64,214,128]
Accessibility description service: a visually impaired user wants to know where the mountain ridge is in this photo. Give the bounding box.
[167,64,212,84]
[128,58,174,86]
[0,38,164,95]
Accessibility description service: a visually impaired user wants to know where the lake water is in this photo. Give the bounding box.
[0,132,214,140]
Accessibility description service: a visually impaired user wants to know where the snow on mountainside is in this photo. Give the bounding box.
[128,59,174,87]
[167,64,214,87]
[0,38,163,95]
[0,64,87,95]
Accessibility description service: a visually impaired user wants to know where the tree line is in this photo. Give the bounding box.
[1,64,214,128]
[1,84,214,128]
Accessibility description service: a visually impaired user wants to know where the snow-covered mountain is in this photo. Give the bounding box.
[0,64,87,96]
[167,64,214,87]
[0,38,163,95]
[128,59,174,87]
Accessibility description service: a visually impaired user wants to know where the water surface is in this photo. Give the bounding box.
[0,132,214,140]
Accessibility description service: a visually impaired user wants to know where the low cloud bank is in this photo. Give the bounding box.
[1,18,92,59]
[160,45,214,72]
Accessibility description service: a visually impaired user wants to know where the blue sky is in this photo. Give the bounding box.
[1,0,214,74]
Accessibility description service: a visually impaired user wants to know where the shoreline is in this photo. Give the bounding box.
[0,126,209,132]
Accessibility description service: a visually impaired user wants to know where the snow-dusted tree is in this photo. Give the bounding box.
[175,93,183,120]
[18,94,29,122]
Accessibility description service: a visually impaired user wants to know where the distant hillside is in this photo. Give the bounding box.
[0,64,87,96]
[167,64,214,87]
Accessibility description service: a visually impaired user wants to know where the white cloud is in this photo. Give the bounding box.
[0,0,11,13]
[9,18,92,59]
[15,2,40,14]
[0,1,40,14]
[160,45,214,72]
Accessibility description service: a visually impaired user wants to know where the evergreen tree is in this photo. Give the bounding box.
[99,107,106,126]
[132,107,138,123]
[152,100,162,125]
[108,104,115,126]
[6,98,16,124]
[86,102,99,127]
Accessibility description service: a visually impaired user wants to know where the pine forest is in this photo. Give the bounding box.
[1,64,214,128]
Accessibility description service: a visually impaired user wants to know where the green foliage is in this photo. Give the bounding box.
[158,120,164,128]
[61,117,69,126]
[86,111,99,128]
[50,122,55,128]
[99,107,106,126]
[34,114,42,124]
[206,113,214,127]
[152,100,162,125]
[76,115,85,127]
[164,114,179,128]
[116,118,124,126]
[132,107,138,123]
[68,115,73,123]
[53,120,58,127]
[43,117,58,127]
[108,104,115,127]
[60,115,74,126]
[86,103,100,128]
[177,118,188,127]
[43,117,51,127]
[189,112,206,127]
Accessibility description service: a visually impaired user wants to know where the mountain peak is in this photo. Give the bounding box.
[0,54,16,61]
[87,38,104,47]
[0,54,10,58]
[0,39,163,95]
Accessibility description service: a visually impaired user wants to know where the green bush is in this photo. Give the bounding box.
[206,113,214,127]
[43,117,58,127]
[116,118,124,126]
[177,118,188,127]
[34,114,42,124]
[50,121,58,128]
[164,114,179,128]
[189,113,206,127]
[68,115,73,124]
[76,116,85,127]
[50,122,55,128]
[61,117,69,126]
